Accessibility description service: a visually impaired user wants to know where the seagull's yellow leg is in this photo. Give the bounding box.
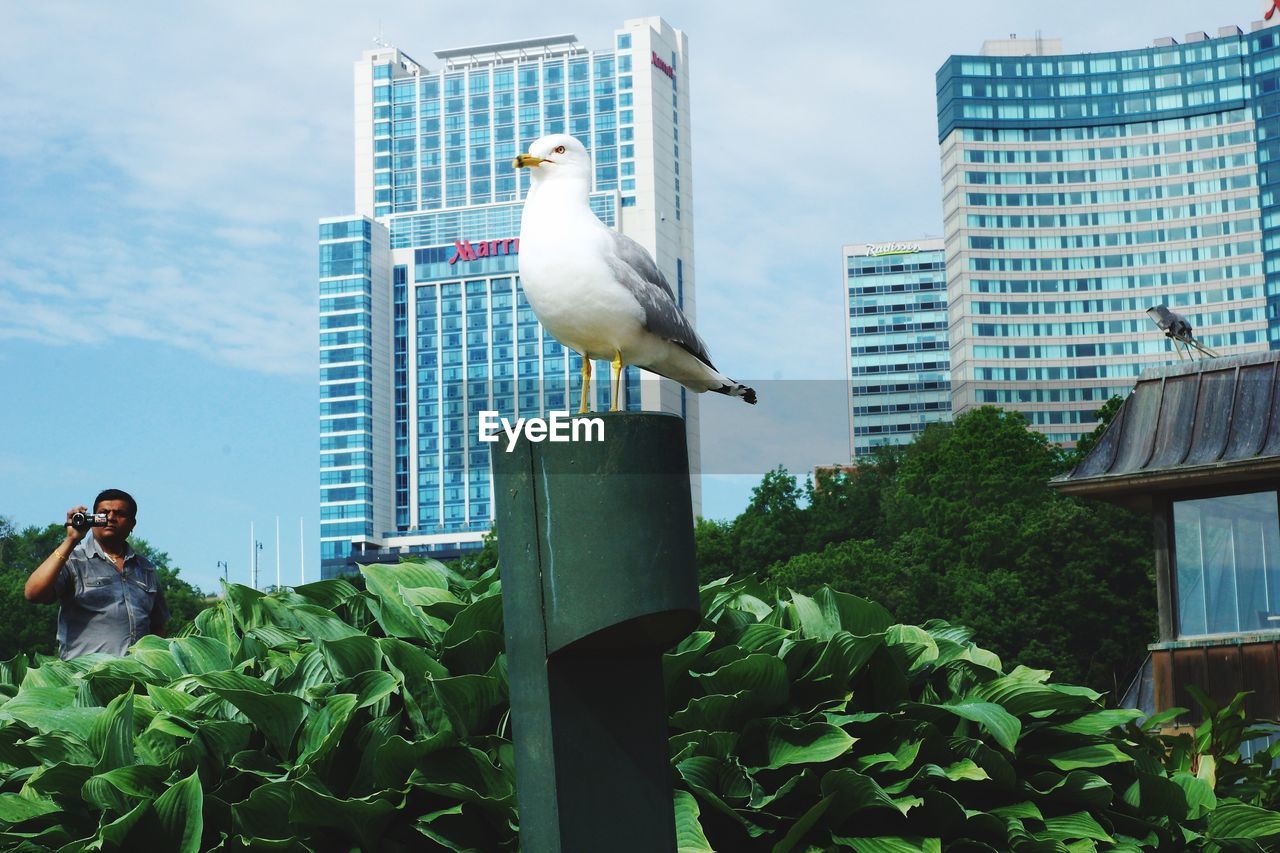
[579,356,592,414]
[610,351,623,412]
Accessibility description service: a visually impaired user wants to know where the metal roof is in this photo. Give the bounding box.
[434,35,581,63]
[1051,349,1280,503]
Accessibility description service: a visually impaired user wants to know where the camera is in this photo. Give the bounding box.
[69,511,108,531]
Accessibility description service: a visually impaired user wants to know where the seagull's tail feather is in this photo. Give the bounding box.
[712,382,757,405]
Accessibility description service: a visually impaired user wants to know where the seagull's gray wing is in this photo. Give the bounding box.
[604,231,716,368]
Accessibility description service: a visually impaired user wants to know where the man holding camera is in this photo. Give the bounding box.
[24,489,169,659]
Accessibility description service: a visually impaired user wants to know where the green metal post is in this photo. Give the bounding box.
[492,412,700,852]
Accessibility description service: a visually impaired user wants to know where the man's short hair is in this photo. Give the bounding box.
[93,489,137,518]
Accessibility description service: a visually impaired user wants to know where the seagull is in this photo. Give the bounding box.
[513,134,756,413]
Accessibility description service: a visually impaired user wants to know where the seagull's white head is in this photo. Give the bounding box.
[512,134,591,183]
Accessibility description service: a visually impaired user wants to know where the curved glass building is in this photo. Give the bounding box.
[938,23,1280,445]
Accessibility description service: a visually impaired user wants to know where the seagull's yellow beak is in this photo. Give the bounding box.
[513,153,543,169]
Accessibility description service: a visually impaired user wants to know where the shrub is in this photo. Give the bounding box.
[0,562,1275,851]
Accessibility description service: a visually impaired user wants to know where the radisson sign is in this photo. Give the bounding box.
[864,242,921,257]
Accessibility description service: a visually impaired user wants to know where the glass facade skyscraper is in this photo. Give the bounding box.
[843,238,951,459]
[938,22,1280,446]
[319,19,697,578]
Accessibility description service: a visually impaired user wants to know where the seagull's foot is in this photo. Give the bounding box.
[579,355,593,414]
[610,351,623,412]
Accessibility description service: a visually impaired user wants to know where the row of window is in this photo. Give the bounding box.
[965,152,1253,186]
[975,386,1129,404]
[966,173,1257,207]
[968,263,1261,293]
[972,307,1260,338]
[956,85,1247,121]
[958,65,1244,98]
[954,40,1246,79]
[973,328,1261,359]
[958,108,1248,143]
[971,285,1261,315]
[851,359,950,376]
[964,194,1257,229]
[970,241,1258,272]
[963,129,1253,163]
[968,217,1257,251]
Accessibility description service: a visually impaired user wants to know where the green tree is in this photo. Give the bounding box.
[692,517,735,584]
[800,445,901,552]
[699,406,1157,696]
[728,467,806,577]
[0,519,61,658]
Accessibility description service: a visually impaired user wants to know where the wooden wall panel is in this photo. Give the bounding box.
[1153,641,1280,725]
[1239,641,1280,720]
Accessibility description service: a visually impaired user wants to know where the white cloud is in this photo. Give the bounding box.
[0,0,1248,385]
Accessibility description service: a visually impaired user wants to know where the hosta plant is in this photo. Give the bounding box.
[0,562,1276,851]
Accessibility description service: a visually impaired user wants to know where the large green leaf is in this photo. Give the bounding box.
[972,675,1094,716]
[0,793,59,825]
[292,578,362,610]
[759,721,856,770]
[0,655,29,688]
[195,673,307,758]
[1171,770,1216,819]
[336,670,399,710]
[289,777,400,849]
[822,768,917,815]
[674,789,714,853]
[787,590,839,640]
[431,674,503,739]
[81,764,169,813]
[167,636,233,675]
[1207,802,1280,841]
[88,689,134,772]
[0,686,99,740]
[800,631,883,685]
[317,635,382,680]
[20,730,95,766]
[290,603,366,642]
[928,701,1021,751]
[697,653,789,708]
[1038,810,1114,844]
[407,745,515,805]
[296,692,359,770]
[1047,743,1134,771]
[814,587,895,637]
[1050,708,1144,736]
[833,837,942,853]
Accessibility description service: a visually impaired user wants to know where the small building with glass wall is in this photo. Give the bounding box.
[1053,349,1280,725]
[843,238,952,461]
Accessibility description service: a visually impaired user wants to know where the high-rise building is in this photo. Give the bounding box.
[937,18,1280,446]
[843,238,951,460]
[319,18,697,578]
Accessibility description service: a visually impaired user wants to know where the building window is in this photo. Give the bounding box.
[1173,491,1280,637]
[617,33,631,49]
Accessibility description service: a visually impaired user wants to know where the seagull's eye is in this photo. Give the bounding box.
[554,145,566,154]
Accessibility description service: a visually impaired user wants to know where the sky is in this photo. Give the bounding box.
[0,1,1259,593]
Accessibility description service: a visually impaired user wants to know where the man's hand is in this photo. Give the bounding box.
[64,506,90,545]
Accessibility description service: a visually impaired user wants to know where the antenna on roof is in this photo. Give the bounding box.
[373,19,390,48]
